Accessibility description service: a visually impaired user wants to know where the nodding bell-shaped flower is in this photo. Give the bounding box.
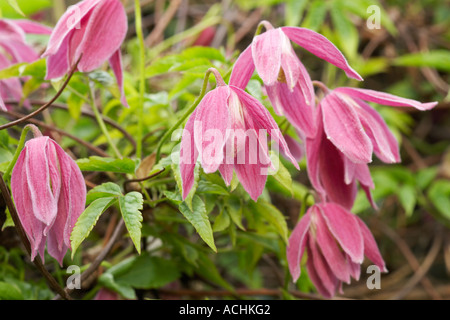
[306,106,376,211]
[180,68,299,202]
[287,202,387,298]
[318,86,438,164]
[11,130,86,265]
[42,0,128,107]
[229,21,363,138]
[0,19,52,109]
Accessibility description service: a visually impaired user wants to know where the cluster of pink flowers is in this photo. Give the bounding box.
[4,1,437,298]
[179,20,437,297]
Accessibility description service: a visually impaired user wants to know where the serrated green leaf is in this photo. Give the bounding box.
[119,192,144,254]
[77,156,138,174]
[179,195,216,252]
[86,182,123,205]
[71,197,117,259]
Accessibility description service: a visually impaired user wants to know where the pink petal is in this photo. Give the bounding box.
[42,0,102,57]
[355,99,400,163]
[251,29,283,86]
[229,45,255,89]
[265,79,316,138]
[334,87,437,111]
[320,203,364,264]
[0,40,39,63]
[287,210,312,281]
[12,19,53,35]
[180,109,199,200]
[357,218,387,272]
[321,93,373,164]
[233,133,270,201]
[0,96,5,111]
[24,137,58,228]
[231,86,299,169]
[281,26,363,81]
[194,86,231,173]
[306,235,340,298]
[74,0,128,73]
[11,149,45,260]
[279,33,301,91]
[219,163,234,186]
[45,35,70,80]
[282,134,304,162]
[315,206,352,283]
[109,49,128,107]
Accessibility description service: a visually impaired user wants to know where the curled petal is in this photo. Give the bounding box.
[334,87,437,111]
[109,49,128,108]
[281,26,363,81]
[12,19,53,35]
[357,218,387,272]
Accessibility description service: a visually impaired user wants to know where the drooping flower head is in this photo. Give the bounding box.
[180,68,299,201]
[306,105,376,211]
[0,19,52,109]
[318,86,437,164]
[11,128,86,265]
[287,202,387,298]
[42,0,128,107]
[229,21,363,138]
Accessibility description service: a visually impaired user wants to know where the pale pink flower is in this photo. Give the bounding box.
[0,19,52,109]
[11,135,86,265]
[229,21,362,137]
[319,87,437,164]
[180,69,299,201]
[287,202,387,298]
[42,0,128,107]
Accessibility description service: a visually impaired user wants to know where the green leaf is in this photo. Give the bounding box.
[398,185,417,217]
[6,0,24,16]
[98,273,136,300]
[394,50,450,72]
[428,180,450,220]
[179,195,216,252]
[301,0,328,31]
[77,156,138,174]
[330,2,359,59]
[213,209,231,232]
[0,282,23,300]
[268,154,293,197]
[0,0,50,18]
[70,197,117,259]
[86,182,123,205]
[249,199,289,244]
[119,192,144,254]
[416,167,439,191]
[285,0,308,26]
[115,253,180,289]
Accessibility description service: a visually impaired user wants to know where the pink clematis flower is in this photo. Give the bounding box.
[0,95,5,111]
[287,202,387,298]
[306,106,376,211]
[0,19,52,109]
[180,69,299,201]
[42,0,128,107]
[11,133,87,265]
[229,21,362,138]
[319,86,437,164]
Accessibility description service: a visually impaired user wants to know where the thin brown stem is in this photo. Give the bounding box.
[0,56,81,131]
[0,173,72,300]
